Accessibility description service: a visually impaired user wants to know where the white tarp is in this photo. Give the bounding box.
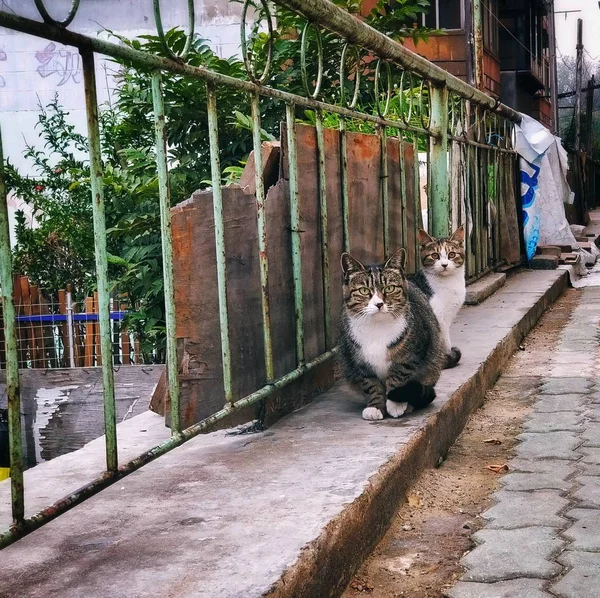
[514,114,578,253]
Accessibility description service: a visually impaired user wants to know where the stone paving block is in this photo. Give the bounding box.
[578,447,600,465]
[547,362,596,377]
[552,352,596,365]
[558,338,599,352]
[509,458,575,474]
[461,528,563,582]
[581,423,600,447]
[500,472,573,492]
[540,378,592,395]
[482,490,569,529]
[570,476,600,508]
[523,411,583,433]
[446,579,550,598]
[563,508,600,551]
[515,432,582,460]
[582,404,600,421]
[533,394,589,413]
[552,551,600,598]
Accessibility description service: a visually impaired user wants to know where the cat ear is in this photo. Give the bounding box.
[418,229,434,245]
[341,253,365,276]
[384,248,406,271]
[450,225,465,243]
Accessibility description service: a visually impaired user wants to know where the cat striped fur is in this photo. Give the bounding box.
[339,249,445,421]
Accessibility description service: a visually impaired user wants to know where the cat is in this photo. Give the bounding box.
[339,248,446,421]
[409,226,466,369]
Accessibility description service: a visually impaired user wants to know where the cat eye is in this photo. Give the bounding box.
[383,285,399,293]
[448,251,457,258]
[431,252,440,260]
[357,287,371,296]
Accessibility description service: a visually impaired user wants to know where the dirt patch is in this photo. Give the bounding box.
[342,289,580,598]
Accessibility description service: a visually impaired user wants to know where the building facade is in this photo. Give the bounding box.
[363,0,558,131]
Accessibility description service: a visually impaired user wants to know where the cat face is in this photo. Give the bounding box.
[418,226,465,276]
[341,249,408,318]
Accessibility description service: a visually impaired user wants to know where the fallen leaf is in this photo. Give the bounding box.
[483,438,502,445]
[407,494,422,508]
[486,464,509,473]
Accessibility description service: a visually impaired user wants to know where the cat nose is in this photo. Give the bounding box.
[375,301,384,310]
[441,263,448,269]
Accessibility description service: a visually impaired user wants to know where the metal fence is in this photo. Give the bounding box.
[5,275,142,369]
[0,0,522,547]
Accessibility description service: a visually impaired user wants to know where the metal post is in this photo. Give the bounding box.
[548,0,559,134]
[315,110,332,349]
[151,71,181,433]
[379,125,390,256]
[575,18,583,153]
[206,83,234,404]
[66,289,75,369]
[339,117,350,252]
[585,76,595,155]
[399,131,408,251]
[472,0,484,91]
[285,103,305,366]
[0,125,24,524]
[81,50,118,473]
[250,92,275,381]
[429,85,450,238]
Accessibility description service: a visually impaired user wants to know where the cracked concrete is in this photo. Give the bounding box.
[446,287,600,598]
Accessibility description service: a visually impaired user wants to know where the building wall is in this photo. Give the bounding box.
[0,0,244,242]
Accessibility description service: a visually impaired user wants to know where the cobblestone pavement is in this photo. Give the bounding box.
[447,287,600,598]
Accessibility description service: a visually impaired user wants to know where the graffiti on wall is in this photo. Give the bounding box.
[35,43,81,86]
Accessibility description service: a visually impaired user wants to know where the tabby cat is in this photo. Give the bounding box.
[339,249,445,421]
[409,226,466,369]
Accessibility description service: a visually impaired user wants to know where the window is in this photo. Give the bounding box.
[421,0,463,30]
[483,0,499,55]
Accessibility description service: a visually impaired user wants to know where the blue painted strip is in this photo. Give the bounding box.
[15,312,128,324]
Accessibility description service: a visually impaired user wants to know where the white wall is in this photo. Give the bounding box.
[0,0,245,243]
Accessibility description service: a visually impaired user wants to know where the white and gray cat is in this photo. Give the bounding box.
[339,249,445,421]
[409,226,466,369]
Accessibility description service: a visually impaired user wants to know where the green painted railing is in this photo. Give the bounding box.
[0,0,521,548]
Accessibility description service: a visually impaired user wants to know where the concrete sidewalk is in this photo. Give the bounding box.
[0,270,566,598]
[448,286,600,598]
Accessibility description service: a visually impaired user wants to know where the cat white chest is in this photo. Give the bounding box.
[425,268,466,328]
[348,314,407,380]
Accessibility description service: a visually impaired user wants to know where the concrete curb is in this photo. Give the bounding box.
[266,271,568,598]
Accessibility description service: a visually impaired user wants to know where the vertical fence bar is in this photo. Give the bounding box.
[399,130,408,251]
[285,103,305,366]
[413,133,420,261]
[339,117,350,252]
[151,71,181,433]
[429,84,449,238]
[206,83,234,404]
[473,143,481,276]
[315,110,332,349]
[465,137,473,279]
[81,50,117,472]
[379,125,389,257]
[250,92,275,381]
[66,289,75,368]
[0,124,24,523]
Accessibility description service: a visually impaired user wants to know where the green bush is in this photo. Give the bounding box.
[8,0,433,362]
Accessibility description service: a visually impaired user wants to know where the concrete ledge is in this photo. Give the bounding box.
[0,270,568,598]
[465,272,507,305]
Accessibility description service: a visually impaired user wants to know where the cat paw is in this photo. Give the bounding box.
[386,399,410,418]
[444,347,462,369]
[362,407,384,421]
